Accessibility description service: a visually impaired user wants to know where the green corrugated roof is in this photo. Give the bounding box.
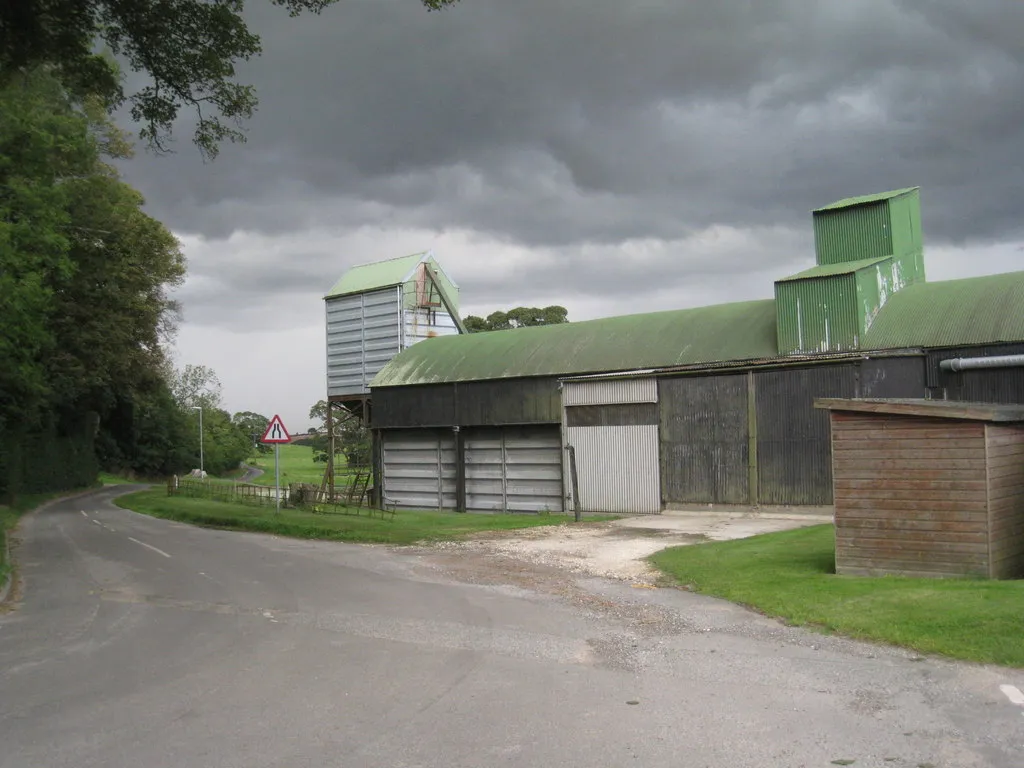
[814,187,918,212]
[371,299,779,386]
[863,271,1024,349]
[371,269,1024,388]
[325,252,430,298]
[777,256,891,282]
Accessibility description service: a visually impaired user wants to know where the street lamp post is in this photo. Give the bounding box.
[191,406,204,477]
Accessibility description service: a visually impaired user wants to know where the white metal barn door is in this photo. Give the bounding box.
[465,426,563,513]
[381,429,457,510]
[562,378,661,514]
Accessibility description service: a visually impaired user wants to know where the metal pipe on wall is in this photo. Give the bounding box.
[940,355,1024,372]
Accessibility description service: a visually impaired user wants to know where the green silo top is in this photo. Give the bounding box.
[814,187,919,212]
[776,257,891,282]
[324,252,459,300]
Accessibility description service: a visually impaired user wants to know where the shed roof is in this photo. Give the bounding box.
[814,187,919,212]
[370,299,779,387]
[325,252,458,299]
[777,256,890,282]
[863,270,1024,349]
[371,269,1024,388]
[814,398,1024,422]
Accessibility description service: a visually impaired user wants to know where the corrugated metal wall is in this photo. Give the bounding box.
[888,190,923,261]
[567,425,660,514]
[403,307,460,349]
[563,378,657,406]
[326,287,401,398]
[380,429,456,510]
[775,275,860,355]
[928,343,1024,404]
[858,356,925,398]
[756,365,856,505]
[659,375,749,505]
[465,427,563,512]
[562,378,661,514]
[373,378,561,428]
[813,202,892,265]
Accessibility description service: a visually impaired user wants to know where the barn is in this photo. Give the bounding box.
[356,189,1024,514]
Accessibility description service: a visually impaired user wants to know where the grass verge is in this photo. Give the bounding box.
[116,489,604,545]
[245,444,332,486]
[649,524,1024,668]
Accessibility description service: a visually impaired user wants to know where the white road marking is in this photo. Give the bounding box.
[80,511,87,518]
[1000,684,1024,707]
[128,537,172,559]
[91,519,102,527]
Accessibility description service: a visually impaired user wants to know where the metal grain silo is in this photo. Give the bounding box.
[324,251,464,408]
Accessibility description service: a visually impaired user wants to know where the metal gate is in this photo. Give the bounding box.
[380,429,457,510]
[465,426,563,513]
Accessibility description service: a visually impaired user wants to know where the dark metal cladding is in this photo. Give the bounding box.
[372,378,561,428]
[659,374,749,505]
[372,383,456,428]
[928,343,1024,403]
[565,403,659,428]
[858,356,925,398]
[454,378,561,425]
[755,364,857,505]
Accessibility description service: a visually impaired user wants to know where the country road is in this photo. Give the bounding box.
[1,488,1021,768]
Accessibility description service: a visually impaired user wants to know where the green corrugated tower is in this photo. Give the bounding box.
[775,187,925,355]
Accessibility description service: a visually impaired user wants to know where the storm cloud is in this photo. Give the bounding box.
[116,0,1024,426]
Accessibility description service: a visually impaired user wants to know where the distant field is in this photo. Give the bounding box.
[246,443,338,486]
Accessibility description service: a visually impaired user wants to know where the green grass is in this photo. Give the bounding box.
[97,471,139,485]
[649,524,1024,668]
[245,444,331,486]
[116,489,604,545]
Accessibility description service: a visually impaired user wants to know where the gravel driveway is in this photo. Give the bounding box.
[429,508,832,583]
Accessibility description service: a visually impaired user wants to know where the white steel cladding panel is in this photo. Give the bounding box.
[566,425,660,514]
[325,287,401,397]
[465,427,563,513]
[562,378,657,406]
[381,429,457,510]
[403,306,461,348]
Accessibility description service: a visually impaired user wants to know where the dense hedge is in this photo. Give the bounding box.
[0,414,99,502]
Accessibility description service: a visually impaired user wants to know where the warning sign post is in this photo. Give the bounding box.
[260,415,291,513]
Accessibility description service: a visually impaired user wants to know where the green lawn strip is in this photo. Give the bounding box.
[116,489,605,546]
[648,525,1024,668]
[244,444,335,487]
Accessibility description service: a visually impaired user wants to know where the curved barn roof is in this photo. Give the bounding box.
[862,270,1024,350]
[371,299,779,386]
[371,270,1024,388]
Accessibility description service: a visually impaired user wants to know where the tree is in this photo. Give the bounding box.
[463,306,569,333]
[232,411,271,454]
[170,364,223,411]
[0,69,192,494]
[308,400,370,467]
[0,0,460,158]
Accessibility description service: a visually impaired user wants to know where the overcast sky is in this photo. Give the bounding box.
[116,0,1024,431]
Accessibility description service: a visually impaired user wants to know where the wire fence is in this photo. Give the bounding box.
[165,470,393,521]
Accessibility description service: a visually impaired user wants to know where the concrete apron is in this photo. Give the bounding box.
[609,507,832,543]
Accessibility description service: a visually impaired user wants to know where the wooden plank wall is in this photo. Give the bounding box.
[986,425,1024,579]
[831,411,990,577]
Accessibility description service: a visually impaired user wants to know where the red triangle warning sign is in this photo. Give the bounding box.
[260,414,291,444]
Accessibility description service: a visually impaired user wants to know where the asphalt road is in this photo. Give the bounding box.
[1,487,1021,768]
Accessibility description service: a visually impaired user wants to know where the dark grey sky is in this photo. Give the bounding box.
[118,0,1024,426]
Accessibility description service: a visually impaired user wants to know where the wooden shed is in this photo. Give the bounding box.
[815,398,1024,579]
